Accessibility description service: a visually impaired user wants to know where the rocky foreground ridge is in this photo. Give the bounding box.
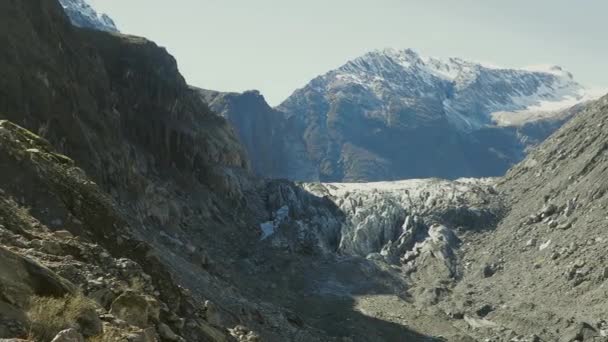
[1,0,608,341]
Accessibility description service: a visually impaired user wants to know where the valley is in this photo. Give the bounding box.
[0,1,606,342]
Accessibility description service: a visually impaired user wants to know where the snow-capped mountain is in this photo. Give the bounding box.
[283,48,590,131]
[58,0,118,32]
[201,48,597,182]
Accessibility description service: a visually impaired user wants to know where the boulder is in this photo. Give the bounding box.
[89,288,116,309]
[110,291,150,328]
[157,323,182,342]
[75,306,103,337]
[143,296,161,323]
[481,264,497,278]
[476,304,494,318]
[204,300,223,327]
[540,204,558,218]
[559,322,599,342]
[53,230,74,239]
[0,246,74,308]
[39,240,64,255]
[526,239,537,247]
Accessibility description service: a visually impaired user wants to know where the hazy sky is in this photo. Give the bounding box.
[89,0,608,105]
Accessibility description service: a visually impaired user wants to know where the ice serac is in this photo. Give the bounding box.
[216,48,591,182]
[299,178,499,258]
[58,0,118,32]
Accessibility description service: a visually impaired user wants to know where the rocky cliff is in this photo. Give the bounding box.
[0,0,330,341]
[198,89,317,180]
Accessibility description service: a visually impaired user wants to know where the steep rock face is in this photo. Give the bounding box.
[58,0,118,32]
[0,121,222,341]
[0,0,247,198]
[199,89,316,180]
[265,49,594,182]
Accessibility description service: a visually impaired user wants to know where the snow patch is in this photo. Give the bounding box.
[492,87,605,127]
[260,205,290,240]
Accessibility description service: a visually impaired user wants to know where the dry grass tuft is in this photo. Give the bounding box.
[27,293,97,341]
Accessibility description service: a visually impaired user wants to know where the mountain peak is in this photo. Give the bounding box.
[345,48,575,83]
[523,64,574,79]
[288,48,589,132]
[380,47,422,61]
[58,0,118,32]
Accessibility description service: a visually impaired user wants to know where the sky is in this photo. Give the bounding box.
[89,0,608,106]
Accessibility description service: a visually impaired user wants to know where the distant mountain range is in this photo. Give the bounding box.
[202,49,596,181]
[59,0,118,32]
[60,2,597,182]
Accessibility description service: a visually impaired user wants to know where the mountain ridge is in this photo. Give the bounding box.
[204,49,593,182]
[279,48,589,131]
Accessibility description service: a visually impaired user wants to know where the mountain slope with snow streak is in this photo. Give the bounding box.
[59,0,118,32]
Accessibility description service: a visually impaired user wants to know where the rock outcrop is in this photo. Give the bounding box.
[198,89,316,180]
